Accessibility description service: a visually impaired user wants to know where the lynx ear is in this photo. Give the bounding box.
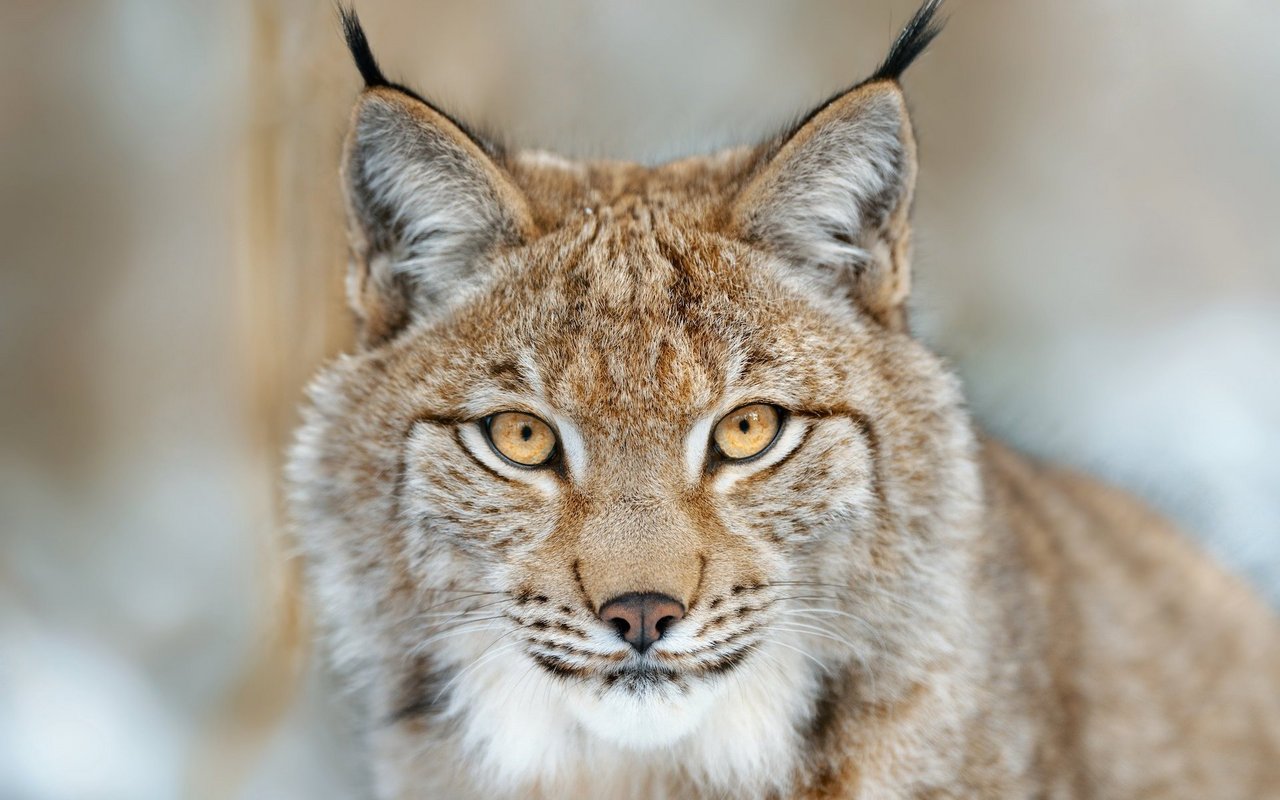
[338,9,533,344]
[728,0,943,330]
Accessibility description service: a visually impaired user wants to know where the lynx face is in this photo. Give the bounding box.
[291,3,978,794]
[361,221,887,746]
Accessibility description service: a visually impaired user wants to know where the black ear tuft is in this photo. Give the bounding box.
[335,6,502,156]
[338,6,389,88]
[870,0,947,83]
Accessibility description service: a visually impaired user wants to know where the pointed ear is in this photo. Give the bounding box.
[727,0,943,330]
[337,11,533,344]
[728,83,916,328]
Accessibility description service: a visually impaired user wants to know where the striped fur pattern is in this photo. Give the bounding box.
[288,3,1280,797]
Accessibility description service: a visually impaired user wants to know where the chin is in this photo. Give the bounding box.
[447,635,817,797]
[564,667,727,750]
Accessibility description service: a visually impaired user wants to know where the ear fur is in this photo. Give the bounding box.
[728,0,944,330]
[338,10,533,344]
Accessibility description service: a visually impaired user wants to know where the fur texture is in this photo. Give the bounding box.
[288,4,1280,798]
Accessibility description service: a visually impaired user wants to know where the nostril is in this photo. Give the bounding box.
[609,616,631,637]
[654,614,677,636]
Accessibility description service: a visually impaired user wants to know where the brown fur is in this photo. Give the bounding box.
[287,10,1280,799]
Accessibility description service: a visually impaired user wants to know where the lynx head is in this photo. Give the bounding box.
[290,1,980,794]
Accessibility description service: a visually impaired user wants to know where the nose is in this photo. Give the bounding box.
[598,592,685,653]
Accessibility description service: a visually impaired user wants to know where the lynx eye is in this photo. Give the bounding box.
[713,404,782,461]
[485,412,557,467]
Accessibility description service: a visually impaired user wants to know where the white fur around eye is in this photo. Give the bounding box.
[457,424,561,496]
[684,413,717,484]
[710,415,810,494]
[552,415,589,482]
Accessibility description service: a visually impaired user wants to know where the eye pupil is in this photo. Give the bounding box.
[521,424,532,441]
[738,419,750,433]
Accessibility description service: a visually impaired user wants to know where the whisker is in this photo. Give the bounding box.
[416,592,514,615]
[768,621,864,651]
[431,638,525,706]
[413,612,510,623]
[768,622,880,700]
[761,636,832,676]
[423,614,512,634]
[413,600,517,621]
[506,656,547,705]
[777,606,869,623]
[420,588,512,595]
[408,618,509,654]
[775,607,888,650]
[770,581,919,613]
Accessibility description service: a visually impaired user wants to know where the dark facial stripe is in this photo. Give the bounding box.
[802,667,854,750]
[571,559,595,615]
[527,638,597,659]
[531,652,590,679]
[386,657,454,725]
[686,552,709,612]
[695,642,757,676]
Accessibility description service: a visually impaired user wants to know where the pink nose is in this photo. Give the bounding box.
[598,593,685,653]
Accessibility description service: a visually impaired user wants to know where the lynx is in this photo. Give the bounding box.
[286,2,1280,797]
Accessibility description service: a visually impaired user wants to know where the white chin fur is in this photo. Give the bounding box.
[566,679,722,750]
[443,640,817,799]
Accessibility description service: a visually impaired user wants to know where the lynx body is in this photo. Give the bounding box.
[287,4,1280,797]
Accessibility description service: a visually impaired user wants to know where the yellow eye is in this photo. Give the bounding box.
[486,412,557,467]
[713,404,782,461]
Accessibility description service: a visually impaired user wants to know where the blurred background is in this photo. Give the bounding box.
[2,1,1277,798]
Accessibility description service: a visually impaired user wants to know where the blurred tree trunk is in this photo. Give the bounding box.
[191,2,354,797]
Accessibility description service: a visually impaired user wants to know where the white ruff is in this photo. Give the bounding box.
[445,642,818,799]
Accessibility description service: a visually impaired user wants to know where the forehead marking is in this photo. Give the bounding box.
[487,359,530,393]
[517,351,547,397]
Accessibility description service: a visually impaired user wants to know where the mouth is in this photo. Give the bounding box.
[601,663,682,692]
[530,644,756,692]
[529,650,678,684]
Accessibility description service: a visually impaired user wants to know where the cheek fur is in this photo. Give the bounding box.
[726,418,876,545]
[401,424,555,553]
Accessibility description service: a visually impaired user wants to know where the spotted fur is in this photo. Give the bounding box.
[288,4,1280,798]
